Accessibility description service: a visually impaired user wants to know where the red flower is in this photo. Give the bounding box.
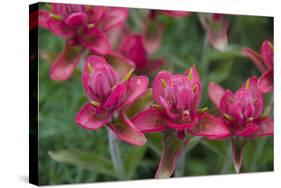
[38,3,128,80]
[132,65,230,177]
[75,55,149,146]
[118,34,165,74]
[208,77,273,172]
[242,40,274,93]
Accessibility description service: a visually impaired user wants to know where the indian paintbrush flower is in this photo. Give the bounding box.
[132,65,230,178]
[208,77,273,173]
[75,55,149,146]
[242,40,274,93]
[38,3,128,80]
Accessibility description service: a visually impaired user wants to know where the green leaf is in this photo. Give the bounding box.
[186,136,202,153]
[146,133,163,156]
[200,139,227,159]
[49,149,116,177]
[123,145,148,178]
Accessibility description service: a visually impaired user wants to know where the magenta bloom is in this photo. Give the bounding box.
[39,4,128,80]
[132,65,230,177]
[208,77,273,172]
[118,34,164,73]
[75,55,148,145]
[242,40,274,93]
[199,13,229,51]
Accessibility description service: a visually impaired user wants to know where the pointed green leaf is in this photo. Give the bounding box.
[49,149,116,177]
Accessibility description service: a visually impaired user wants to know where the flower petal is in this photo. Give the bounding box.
[47,17,73,38]
[101,8,128,32]
[65,12,87,27]
[167,115,199,130]
[188,113,230,139]
[256,117,273,136]
[50,43,83,80]
[79,27,110,55]
[104,51,135,80]
[159,96,178,120]
[103,83,127,110]
[258,70,273,93]
[37,10,49,29]
[185,64,200,85]
[155,130,188,178]
[119,34,148,69]
[235,123,259,137]
[82,55,107,100]
[219,90,234,114]
[241,47,266,73]
[108,111,147,146]
[152,71,172,105]
[120,76,149,108]
[125,89,153,118]
[261,40,273,70]
[75,103,110,130]
[208,82,225,109]
[132,108,167,133]
[145,59,165,73]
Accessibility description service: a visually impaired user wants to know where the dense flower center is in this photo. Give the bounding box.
[164,75,195,113]
[89,62,118,102]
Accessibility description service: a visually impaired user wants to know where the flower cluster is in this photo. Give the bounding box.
[38,3,273,178]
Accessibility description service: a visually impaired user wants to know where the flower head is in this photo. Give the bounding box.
[241,40,274,93]
[208,78,273,172]
[131,65,230,178]
[75,55,149,145]
[38,3,128,80]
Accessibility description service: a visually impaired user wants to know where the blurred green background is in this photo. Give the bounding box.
[38,5,273,185]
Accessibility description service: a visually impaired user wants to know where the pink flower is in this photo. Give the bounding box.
[132,65,230,177]
[242,40,274,93]
[75,55,149,146]
[208,77,273,172]
[38,3,128,80]
[118,34,164,73]
[199,13,229,51]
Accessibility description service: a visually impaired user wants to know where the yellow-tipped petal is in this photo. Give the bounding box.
[88,23,95,29]
[152,104,163,110]
[87,63,93,74]
[160,79,167,88]
[224,113,233,121]
[91,100,101,107]
[50,13,62,21]
[187,68,193,80]
[123,69,134,81]
[198,107,208,114]
[245,79,250,90]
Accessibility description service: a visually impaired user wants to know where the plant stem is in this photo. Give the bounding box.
[108,128,125,180]
[174,148,187,177]
[200,33,210,104]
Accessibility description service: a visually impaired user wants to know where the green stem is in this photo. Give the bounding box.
[174,148,187,177]
[108,128,125,180]
[200,33,210,104]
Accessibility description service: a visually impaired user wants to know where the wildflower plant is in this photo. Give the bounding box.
[37,2,273,184]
